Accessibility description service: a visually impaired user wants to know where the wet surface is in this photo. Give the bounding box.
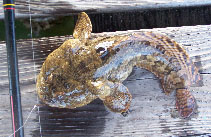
[0,25,211,136]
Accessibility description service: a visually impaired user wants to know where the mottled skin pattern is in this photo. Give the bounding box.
[36,12,200,118]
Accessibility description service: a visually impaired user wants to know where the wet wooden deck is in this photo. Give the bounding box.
[0,0,211,19]
[0,25,211,136]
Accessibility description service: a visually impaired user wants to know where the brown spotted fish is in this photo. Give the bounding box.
[36,12,200,118]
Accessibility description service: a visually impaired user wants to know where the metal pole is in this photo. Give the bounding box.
[3,0,24,137]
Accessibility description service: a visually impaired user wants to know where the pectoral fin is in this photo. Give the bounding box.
[89,79,132,113]
[103,82,132,113]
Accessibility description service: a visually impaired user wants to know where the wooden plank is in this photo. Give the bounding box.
[0,25,211,136]
[0,0,211,19]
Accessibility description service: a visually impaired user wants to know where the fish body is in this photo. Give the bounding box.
[37,12,200,118]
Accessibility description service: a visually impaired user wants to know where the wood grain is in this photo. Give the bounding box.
[0,0,211,19]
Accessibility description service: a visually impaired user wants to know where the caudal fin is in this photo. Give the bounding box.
[176,89,196,118]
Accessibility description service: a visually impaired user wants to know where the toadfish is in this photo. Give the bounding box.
[36,12,200,118]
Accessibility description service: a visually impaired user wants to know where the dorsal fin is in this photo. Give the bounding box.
[73,12,92,41]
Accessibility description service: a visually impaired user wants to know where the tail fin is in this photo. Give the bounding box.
[176,89,196,118]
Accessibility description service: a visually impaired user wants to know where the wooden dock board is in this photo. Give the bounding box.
[0,25,211,136]
[0,0,211,19]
